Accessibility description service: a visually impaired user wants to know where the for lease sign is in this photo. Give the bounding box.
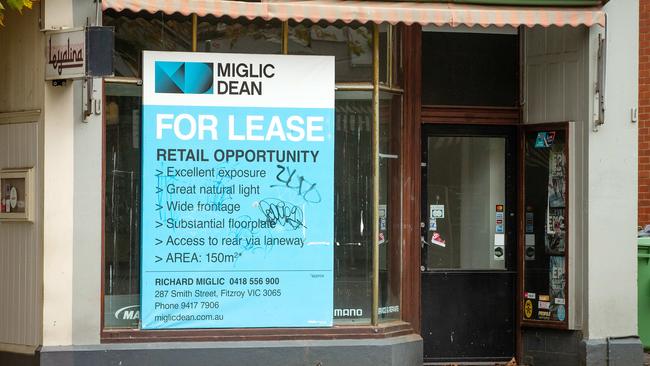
[141,51,334,329]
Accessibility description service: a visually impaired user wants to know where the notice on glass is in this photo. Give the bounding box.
[140,51,335,329]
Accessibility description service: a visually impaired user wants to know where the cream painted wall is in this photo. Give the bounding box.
[0,4,44,352]
[71,79,102,345]
[42,84,75,347]
[586,0,639,339]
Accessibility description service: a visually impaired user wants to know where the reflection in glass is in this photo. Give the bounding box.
[104,10,193,78]
[104,83,142,328]
[378,92,402,320]
[289,22,372,82]
[333,91,373,324]
[424,137,507,270]
[523,129,567,323]
[378,24,402,87]
[197,17,282,54]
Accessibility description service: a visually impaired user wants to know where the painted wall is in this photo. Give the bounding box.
[586,0,639,339]
[0,5,44,353]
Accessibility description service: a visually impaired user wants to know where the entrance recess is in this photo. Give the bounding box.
[421,125,517,363]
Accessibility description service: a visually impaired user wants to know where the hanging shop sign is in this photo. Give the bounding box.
[45,26,114,81]
[140,51,334,329]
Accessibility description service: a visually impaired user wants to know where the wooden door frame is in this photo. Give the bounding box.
[403,25,525,362]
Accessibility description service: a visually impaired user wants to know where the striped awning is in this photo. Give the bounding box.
[102,0,606,28]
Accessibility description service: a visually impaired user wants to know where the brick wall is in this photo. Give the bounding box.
[640,0,650,226]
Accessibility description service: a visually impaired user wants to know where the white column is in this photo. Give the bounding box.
[42,0,75,347]
[586,0,639,339]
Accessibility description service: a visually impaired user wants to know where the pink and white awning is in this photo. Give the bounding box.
[102,0,605,28]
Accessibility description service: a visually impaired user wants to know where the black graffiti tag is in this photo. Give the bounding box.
[258,199,305,230]
[271,165,321,203]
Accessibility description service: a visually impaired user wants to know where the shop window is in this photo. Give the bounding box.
[103,88,377,327]
[421,31,518,107]
[522,124,569,325]
[333,91,373,324]
[102,14,404,331]
[104,83,142,328]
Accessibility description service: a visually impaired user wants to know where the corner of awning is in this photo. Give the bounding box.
[102,0,606,29]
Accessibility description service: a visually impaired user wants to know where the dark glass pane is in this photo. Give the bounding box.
[333,91,373,324]
[523,129,567,323]
[421,32,518,107]
[103,10,192,78]
[103,83,142,329]
[423,136,507,270]
[379,26,387,84]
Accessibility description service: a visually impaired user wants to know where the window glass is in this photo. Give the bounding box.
[378,92,402,320]
[423,136,507,270]
[421,31,518,106]
[523,129,568,323]
[332,91,373,324]
[379,24,402,87]
[197,16,282,54]
[103,87,374,327]
[289,21,372,82]
[103,10,192,78]
[104,83,142,328]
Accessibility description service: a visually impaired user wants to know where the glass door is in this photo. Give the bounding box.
[420,125,517,363]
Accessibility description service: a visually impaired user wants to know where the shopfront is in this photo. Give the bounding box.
[96,3,597,362]
[0,0,642,365]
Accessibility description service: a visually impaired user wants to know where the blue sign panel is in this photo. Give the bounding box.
[141,52,335,329]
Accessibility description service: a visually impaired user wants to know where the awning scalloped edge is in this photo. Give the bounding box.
[102,0,606,28]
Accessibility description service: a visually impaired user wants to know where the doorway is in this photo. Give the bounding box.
[420,124,518,363]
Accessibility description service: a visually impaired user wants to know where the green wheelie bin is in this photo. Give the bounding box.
[638,236,650,349]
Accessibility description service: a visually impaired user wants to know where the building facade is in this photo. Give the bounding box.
[0,0,643,365]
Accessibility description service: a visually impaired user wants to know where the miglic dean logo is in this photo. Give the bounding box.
[155,61,275,95]
[155,61,214,94]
